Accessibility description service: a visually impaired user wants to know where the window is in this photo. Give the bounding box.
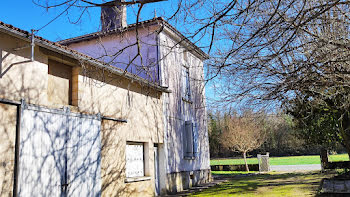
[182,66,191,101]
[125,143,144,178]
[48,59,72,105]
[183,121,198,159]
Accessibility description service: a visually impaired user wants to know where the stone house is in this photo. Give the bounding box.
[59,2,211,194]
[0,2,210,197]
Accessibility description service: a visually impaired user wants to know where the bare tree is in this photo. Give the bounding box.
[175,0,350,156]
[31,0,350,94]
[220,111,266,171]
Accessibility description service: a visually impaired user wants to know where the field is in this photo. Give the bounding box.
[191,171,336,197]
[211,154,349,166]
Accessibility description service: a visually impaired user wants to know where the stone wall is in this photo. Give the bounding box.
[159,30,210,172]
[166,169,212,194]
[211,164,260,171]
[0,104,16,196]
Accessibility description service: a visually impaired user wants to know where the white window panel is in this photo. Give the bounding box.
[19,105,101,197]
[125,143,144,178]
[67,115,101,197]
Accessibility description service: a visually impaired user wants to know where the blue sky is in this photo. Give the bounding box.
[0,1,176,41]
[0,0,217,105]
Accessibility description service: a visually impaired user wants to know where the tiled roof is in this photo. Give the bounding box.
[0,20,170,93]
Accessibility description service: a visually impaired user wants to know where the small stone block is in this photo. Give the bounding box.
[321,180,334,193]
[333,181,346,192]
[345,180,350,191]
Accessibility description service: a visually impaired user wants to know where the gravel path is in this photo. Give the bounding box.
[270,164,321,172]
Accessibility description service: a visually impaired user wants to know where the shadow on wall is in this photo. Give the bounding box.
[0,51,30,78]
[0,44,49,196]
[0,47,47,105]
[164,45,208,193]
[101,120,134,196]
[18,106,102,196]
[80,64,163,143]
[15,80,162,196]
[16,101,143,196]
[0,103,16,196]
[81,67,164,196]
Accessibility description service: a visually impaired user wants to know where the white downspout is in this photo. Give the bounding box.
[30,29,35,62]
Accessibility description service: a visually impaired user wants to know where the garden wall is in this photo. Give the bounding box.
[211,164,259,171]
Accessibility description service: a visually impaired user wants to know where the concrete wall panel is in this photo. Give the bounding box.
[0,33,48,106]
[0,103,16,197]
[76,68,164,196]
[48,59,72,105]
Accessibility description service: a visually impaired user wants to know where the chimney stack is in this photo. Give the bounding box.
[101,0,127,31]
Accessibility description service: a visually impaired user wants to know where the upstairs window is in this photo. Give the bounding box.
[48,59,72,105]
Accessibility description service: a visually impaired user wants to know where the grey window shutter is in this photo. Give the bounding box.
[183,121,187,157]
[185,120,194,157]
[193,122,198,156]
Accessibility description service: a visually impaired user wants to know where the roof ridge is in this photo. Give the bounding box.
[58,17,164,44]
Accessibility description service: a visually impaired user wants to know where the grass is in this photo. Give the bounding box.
[210,153,349,166]
[191,171,335,197]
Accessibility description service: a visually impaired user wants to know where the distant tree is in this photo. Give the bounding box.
[258,114,305,156]
[220,112,266,171]
[208,111,223,157]
[287,96,344,153]
[286,94,350,168]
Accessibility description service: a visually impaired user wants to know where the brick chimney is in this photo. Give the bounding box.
[101,0,127,31]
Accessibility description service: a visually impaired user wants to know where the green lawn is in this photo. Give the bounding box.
[210,154,349,166]
[191,171,335,197]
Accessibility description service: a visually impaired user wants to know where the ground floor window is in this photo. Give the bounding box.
[183,121,198,159]
[125,142,144,178]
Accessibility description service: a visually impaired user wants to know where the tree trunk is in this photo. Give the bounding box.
[340,114,350,158]
[243,151,249,172]
[320,148,329,172]
[343,133,350,159]
[342,132,350,159]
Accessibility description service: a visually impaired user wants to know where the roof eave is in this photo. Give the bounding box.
[160,23,209,60]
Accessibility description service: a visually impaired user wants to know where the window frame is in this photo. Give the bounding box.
[125,142,150,182]
[182,65,191,102]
